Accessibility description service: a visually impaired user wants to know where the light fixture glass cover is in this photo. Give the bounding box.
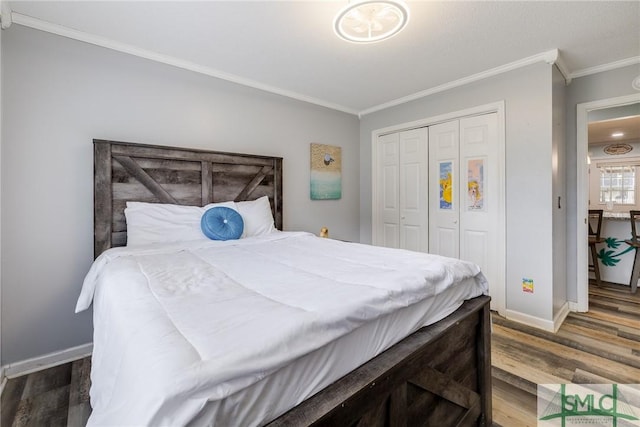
[334,0,410,43]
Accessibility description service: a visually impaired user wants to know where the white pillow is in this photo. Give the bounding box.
[125,201,237,246]
[236,196,276,237]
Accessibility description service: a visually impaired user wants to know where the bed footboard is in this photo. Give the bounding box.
[267,295,492,427]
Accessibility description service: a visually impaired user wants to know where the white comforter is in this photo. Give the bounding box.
[76,232,488,426]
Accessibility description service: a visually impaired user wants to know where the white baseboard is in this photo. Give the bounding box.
[552,302,571,332]
[505,309,556,332]
[3,343,93,379]
[505,302,570,333]
[568,300,588,313]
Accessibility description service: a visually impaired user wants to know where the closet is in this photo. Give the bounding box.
[375,128,428,252]
[374,113,500,299]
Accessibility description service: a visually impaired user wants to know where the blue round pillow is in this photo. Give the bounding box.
[201,207,244,241]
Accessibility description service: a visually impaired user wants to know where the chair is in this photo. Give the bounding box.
[624,210,640,294]
[588,209,604,286]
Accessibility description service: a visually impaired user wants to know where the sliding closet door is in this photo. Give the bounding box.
[375,129,428,251]
[428,121,460,258]
[374,110,503,313]
[399,128,429,252]
[376,132,400,248]
[459,114,499,287]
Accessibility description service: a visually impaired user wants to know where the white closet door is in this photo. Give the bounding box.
[428,121,460,258]
[459,113,499,297]
[376,132,400,248]
[399,128,429,252]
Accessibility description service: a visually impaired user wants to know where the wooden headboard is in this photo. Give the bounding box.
[94,139,283,258]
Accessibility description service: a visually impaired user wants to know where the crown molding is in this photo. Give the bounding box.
[359,49,561,117]
[553,52,572,85]
[8,12,639,118]
[570,56,640,80]
[0,0,12,29]
[10,13,360,116]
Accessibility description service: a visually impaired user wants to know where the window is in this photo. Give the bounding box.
[599,165,635,205]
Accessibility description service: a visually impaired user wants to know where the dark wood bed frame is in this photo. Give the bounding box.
[93,139,492,426]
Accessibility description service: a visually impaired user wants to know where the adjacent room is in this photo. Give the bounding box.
[0,1,639,426]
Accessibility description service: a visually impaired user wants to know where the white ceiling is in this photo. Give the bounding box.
[6,1,640,115]
[589,116,640,145]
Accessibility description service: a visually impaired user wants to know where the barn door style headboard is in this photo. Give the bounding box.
[94,139,283,258]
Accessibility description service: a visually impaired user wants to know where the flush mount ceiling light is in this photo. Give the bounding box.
[611,132,625,138]
[334,0,410,43]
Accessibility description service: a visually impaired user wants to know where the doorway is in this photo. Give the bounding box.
[576,94,640,312]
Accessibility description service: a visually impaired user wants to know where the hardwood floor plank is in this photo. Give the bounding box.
[555,325,640,364]
[67,403,92,427]
[563,315,621,334]
[491,378,537,427]
[560,322,640,353]
[582,305,640,329]
[68,359,91,407]
[21,364,72,400]
[571,367,617,384]
[1,375,27,427]
[589,293,640,311]
[492,332,573,383]
[589,285,640,303]
[569,311,640,337]
[67,358,92,427]
[491,367,537,395]
[620,329,640,343]
[12,385,70,427]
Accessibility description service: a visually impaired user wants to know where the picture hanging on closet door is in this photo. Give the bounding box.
[310,143,342,200]
[439,161,453,210]
[467,158,485,211]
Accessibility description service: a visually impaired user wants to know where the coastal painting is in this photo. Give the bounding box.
[310,143,342,200]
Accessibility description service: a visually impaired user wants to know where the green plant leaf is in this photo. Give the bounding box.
[597,249,620,266]
[604,237,621,249]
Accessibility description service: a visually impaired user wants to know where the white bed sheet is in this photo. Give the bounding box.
[76,232,488,426]
[187,277,484,426]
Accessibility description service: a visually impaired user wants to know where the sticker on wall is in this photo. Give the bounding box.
[467,158,485,211]
[310,143,342,200]
[439,161,453,210]
[522,278,534,293]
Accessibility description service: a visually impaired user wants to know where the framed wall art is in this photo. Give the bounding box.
[310,143,342,200]
[439,161,453,210]
[467,158,485,211]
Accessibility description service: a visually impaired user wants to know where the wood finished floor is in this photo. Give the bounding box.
[492,281,640,427]
[1,357,91,427]
[2,282,638,427]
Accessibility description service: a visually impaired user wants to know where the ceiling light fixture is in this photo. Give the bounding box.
[334,0,410,44]
[611,132,625,138]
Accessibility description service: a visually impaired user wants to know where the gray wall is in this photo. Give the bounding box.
[0,23,3,371]
[1,25,360,364]
[552,66,567,317]
[565,64,640,302]
[360,62,557,321]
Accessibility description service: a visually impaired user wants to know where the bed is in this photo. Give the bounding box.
[77,139,492,426]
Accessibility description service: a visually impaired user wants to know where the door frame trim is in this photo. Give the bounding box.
[575,93,640,312]
[371,101,506,315]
